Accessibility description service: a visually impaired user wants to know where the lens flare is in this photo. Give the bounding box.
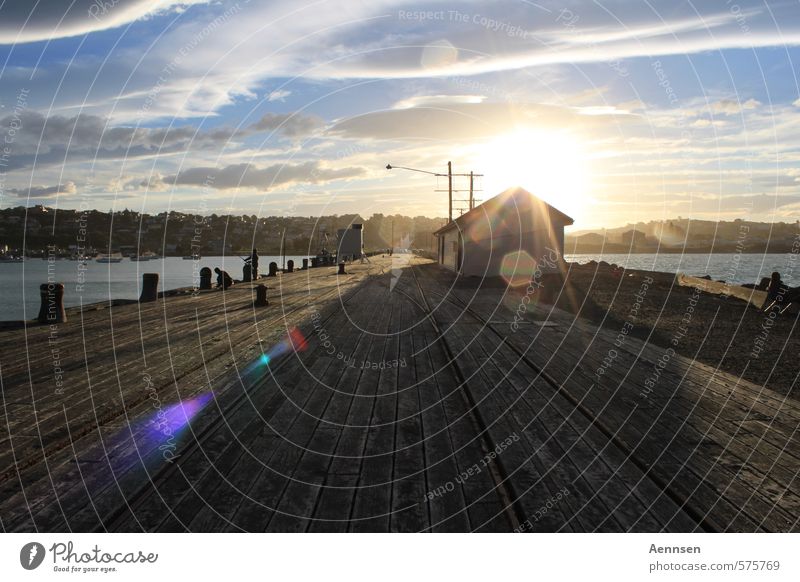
[500,250,538,287]
[159,392,213,431]
[137,391,214,448]
[259,327,309,366]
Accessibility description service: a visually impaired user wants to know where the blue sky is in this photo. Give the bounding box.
[1,0,800,228]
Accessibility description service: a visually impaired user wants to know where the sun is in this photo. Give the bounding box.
[478,129,591,221]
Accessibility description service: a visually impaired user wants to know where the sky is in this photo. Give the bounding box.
[0,0,799,228]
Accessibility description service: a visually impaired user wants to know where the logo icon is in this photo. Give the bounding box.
[20,542,46,570]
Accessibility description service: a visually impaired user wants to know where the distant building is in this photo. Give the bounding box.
[621,229,647,247]
[653,221,685,245]
[433,187,574,277]
[337,224,363,258]
[575,232,606,245]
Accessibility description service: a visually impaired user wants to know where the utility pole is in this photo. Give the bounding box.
[469,171,474,210]
[386,162,480,223]
[447,161,453,223]
[391,219,394,251]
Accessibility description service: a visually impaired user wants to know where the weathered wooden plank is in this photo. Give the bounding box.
[411,320,471,532]
[307,294,397,532]
[348,295,401,532]
[519,317,799,531]
[389,300,429,532]
[230,282,386,532]
[266,288,391,532]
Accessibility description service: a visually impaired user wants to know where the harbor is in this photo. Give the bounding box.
[4,1,800,577]
[1,254,797,532]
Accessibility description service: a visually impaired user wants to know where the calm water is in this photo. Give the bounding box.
[566,253,800,287]
[0,255,310,321]
[3,253,797,321]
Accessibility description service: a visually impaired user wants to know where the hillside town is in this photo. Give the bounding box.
[0,205,446,258]
[566,217,800,253]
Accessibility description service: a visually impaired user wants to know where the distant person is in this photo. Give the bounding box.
[766,272,786,302]
[762,271,788,311]
[215,267,233,290]
[250,248,259,278]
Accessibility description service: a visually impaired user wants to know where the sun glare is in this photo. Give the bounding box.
[479,129,591,221]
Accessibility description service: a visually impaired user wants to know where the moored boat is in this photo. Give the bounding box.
[96,252,124,263]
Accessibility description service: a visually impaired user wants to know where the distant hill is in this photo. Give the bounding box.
[566,218,800,254]
[0,205,447,257]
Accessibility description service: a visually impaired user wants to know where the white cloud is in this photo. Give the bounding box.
[7,182,77,199]
[0,0,208,44]
[393,94,486,109]
[328,101,628,141]
[5,0,800,124]
[267,89,292,102]
[0,109,324,172]
[163,161,365,190]
[709,99,762,115]
[250,112,324,138]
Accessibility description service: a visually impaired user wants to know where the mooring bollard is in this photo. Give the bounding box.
[254,284,269,307]
[302,258,309,270]
[268,262,278,277]
[139,273,159,303]
[199,267,212,290]
[338,262,346,275]
[38,282,67,324]
[286,260,294,273]
[242,262,252,282]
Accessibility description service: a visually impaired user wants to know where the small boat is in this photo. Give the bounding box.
[0,255,23,263]
[96,252,124,263]
[129,255,150,262]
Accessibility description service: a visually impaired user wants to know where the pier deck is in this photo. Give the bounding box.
[0,256,798,532]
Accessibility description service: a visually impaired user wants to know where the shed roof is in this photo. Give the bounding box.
[433,186,574,236]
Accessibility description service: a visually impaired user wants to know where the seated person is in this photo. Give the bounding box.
[766,271,788,302]
[214,267,233,290]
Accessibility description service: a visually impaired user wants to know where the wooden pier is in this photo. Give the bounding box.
[0,256,798,532]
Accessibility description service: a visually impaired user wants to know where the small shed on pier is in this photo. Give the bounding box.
[433,187,574,278]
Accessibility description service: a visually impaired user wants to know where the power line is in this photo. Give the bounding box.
[386,162,483,223]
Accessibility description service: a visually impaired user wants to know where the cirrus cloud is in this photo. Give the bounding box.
[0,0,209,44]
[162,161,365,190]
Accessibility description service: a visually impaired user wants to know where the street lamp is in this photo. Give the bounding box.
[385,164,439,175]
[386,161,481,223]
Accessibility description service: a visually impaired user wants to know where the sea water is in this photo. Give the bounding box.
[0,255,309,321]
[2,253,798,321]
[566,252,800,287]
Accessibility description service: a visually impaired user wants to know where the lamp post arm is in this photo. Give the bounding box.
[385,164,444,176]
